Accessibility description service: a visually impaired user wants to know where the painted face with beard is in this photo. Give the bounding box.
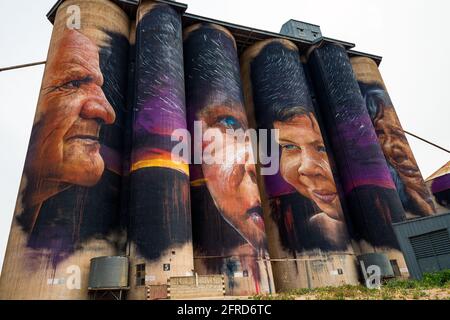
[198,104,266,252]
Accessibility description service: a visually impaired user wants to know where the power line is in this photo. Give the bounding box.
[1,60,449,154]
[404,130,449,154]
[0,61,46,72]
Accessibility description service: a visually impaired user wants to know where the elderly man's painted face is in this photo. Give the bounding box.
[374,106,434,215]
[27,29,115,188]
[198,104,266,251]
[275,113,343,221]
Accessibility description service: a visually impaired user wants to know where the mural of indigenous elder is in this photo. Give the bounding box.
[307,43,406,262]
[0,0,130,300]
[241,39,359,290]
[127,1,194,297]
[184,23,273,295]
[351,57,436,218]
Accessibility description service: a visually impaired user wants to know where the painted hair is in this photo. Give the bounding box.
[250,41,314,129]
[184,23,244,124]
[358,82,393,121]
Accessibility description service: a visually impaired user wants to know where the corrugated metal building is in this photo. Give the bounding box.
[392,212,450,279]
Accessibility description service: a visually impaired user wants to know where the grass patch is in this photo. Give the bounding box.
[250,270,450,300]
[385,269,450,290]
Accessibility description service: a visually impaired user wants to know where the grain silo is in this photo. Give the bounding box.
[0,0,130,299]
[241,39,359,290]
[184,23,274,296]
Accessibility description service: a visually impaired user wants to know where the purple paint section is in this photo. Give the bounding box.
[100,145,122,175]
[135,93,186,137]
[132,94,187,165]
[264,172,296,198]
[307,43,398,196]
[336,113,396,194]
[133,5,187,167]
[432,174,450,194]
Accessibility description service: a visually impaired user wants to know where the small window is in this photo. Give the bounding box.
[390,260,401,277]
[136,263,146,286]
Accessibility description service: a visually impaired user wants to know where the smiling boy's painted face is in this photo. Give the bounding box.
[198,104,266,251]
[275,113,343,221]
[26,29,116,188]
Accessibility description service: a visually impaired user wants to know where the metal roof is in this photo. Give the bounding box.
[393,211,450,227]
[46,0,382,64]
[348,50,383,65]
[426,161,450,182]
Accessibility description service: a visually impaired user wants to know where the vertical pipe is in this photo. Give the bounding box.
[184,23,273,295]
[241,39,359,291]
[0,0,130,299]
[121,21,136,263]
[350,57,438,218]
[307,43,408,272]
[127,0,193,300]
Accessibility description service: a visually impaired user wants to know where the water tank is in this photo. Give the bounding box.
[88,256,129,289]
[357,253,395,279]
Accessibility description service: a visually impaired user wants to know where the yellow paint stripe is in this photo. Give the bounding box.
[190,178,207,187]
[131,159,189,176]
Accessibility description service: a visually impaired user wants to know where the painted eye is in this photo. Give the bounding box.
[59,76,93,91]
[317,145,326,153]
[62,80,82,89]
[217,116,242,130]
[282,144,300,151]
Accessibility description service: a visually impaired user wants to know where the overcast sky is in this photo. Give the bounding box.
[0,0,449,273]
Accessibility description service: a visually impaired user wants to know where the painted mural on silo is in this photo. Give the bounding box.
[127,1,193,299]
[351,57,439,218]
[0,0,130,299]
[241,39,359,290]
[119,21,136,274]
[183,23,274,295]
[307,44,407,271]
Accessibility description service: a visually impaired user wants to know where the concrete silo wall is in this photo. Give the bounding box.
[126,1,194,300]
[241,39,360,291]
[306,43,408,274]
[184,23,273,296]
[350,57,442,218]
